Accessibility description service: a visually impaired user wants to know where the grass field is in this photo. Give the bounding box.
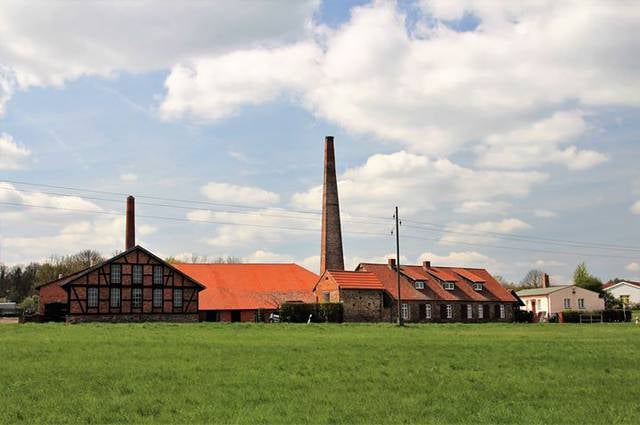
[1,323,639,424]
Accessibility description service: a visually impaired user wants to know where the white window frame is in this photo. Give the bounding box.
[132,287,142,308]
[414,280,425,289]
[620,295,630,305]
[173,288,183,308]
[467,304,473,319]
[153,265,163,285]
[563,298,571,309]
[110,264,121,285]
[425,304,432,319]
[110,287,121,308]
[578,298,585,309]
[500,304,505,319]
[153,288,163,308]
[443,282,455,291]
[473,282,483,291]
[478,304,484,319]
[446,304,453,319]
[132,265,143,285]
[87,287,98,308]
[401,303,409,320]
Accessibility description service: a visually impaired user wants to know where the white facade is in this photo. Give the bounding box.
[604,282,640,305]
[518,286,604,316]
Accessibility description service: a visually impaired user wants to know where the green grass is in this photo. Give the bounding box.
[1,323,639,424]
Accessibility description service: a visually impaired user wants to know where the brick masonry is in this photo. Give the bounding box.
[385,301,514,323]
[340,289,383,322]
[67,314,198,323]
[320,136,345,274]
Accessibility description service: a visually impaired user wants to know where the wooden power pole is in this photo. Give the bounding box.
[395,206,403,326]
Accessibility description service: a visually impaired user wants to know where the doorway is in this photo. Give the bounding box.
[231,310,241,322]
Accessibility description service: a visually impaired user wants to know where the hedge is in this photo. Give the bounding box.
[514,309,534,323]
[559,309,631,323]
[280,303,343,323]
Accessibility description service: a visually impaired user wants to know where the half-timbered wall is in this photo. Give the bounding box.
[66,248,199,321]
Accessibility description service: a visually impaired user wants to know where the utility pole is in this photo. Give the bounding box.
[395,206,403,326]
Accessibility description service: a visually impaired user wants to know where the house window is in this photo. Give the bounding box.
[323,291,330,303]
[446,304,453,319]
[563,298,571,309]
[153,266,163,285]
[110,287,121,308]
[425,304,432,319]
[443,282,455,290]
[173,288,183,308]
[467,304,473,319]
[401,303,409,320]
[132,287,142,308]
[620,295,630,305]
[500,304,505,319]
[414,280,425,289]
[473,283,483,291]
[153,288,163,308]
[110,264,121,284]
[132,265,143,285]
[478,304,484,319]
[87,287,98,308]
[578,298,585,309]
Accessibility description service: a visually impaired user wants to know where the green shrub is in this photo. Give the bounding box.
[514,310,534,323]
[280,303,343,323]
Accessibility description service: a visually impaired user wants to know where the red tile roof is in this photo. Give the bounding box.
[603,280,640,289]
[174,263,319,310]
[357,263,428,301]
[327,271,384,290]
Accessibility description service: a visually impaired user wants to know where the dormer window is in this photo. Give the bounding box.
[473,282,483,291]
[414,280,425,289]
[443,282,455,290]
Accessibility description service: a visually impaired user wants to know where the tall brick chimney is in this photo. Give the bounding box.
[126,195,135,250]
[320,136,344,274]
[542,273,550,288]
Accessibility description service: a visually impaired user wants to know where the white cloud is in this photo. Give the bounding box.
[534,209,556,218]
[439,218,530,245]
[0,133,30,169]
[0,1,318,88]
[417,251,497,269]
[292,151,546,215]
[454,201,511,215]
[200,182,280,206]
[119,173,138,183]
[244,250,294,263]
[475,111,608,170]
[0,182,101,217]
[160,1,640,161]
[0,67,15,116]
[631,201,640,215]
[626,262,640,273]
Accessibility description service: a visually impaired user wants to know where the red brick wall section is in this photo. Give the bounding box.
[38,283,68,315]
[240,310,257,322]
[314,274,340,303]
[219,311,232,322]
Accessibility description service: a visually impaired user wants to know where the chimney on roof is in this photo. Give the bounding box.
[58,273,62,279]
[388,258,396,269]
[422,260,431,270]
[320,136,345,274]
[126,195,135,250]
[542,273,550,288]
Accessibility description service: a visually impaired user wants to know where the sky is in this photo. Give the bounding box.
[0,0,639,284]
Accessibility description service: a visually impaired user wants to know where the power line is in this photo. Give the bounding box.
[2,201,639,261]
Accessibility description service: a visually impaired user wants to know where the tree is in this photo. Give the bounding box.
[573,262,603,293]
[520,269,545,289]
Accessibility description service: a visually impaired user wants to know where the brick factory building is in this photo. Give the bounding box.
[37,197,204,322]
[173,263,319,322]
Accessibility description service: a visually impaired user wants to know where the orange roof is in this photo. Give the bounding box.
[174,263,319,310]
[327,271,384,290]
[357,263,428,301]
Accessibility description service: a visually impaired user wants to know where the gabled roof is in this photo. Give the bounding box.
[603,281,640,290]
[58,245,206,290]
[323,270,384,290]
[173,263,319,310]
[35,269,88,289]
[357,263,428,301]
[516,286,571,296]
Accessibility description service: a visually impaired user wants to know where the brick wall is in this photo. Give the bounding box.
[66,314,199,323]
[340,289,383,322]
[385,301,515,323]
[38,283,68,315]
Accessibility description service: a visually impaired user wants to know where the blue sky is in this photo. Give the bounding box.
[1,0,639,284]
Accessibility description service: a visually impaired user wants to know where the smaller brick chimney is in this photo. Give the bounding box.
[126,195,135,250]
[542,273,550,288]
[422,260,431,270]
[388,258,396,269]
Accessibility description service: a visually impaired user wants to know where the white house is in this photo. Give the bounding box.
[516,274,604,318]
[603,281,640,306]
